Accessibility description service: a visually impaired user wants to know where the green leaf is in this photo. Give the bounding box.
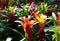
[47,16,53,20]
[52,27,60,41]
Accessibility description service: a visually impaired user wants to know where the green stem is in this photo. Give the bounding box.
[24,29,28,41]
[53,21,57,26]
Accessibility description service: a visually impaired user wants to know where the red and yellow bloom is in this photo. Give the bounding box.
[34,12,47,41]
[20,17,34,41]
[34,12,47,28]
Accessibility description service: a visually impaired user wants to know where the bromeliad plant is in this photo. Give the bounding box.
[20,16,34,41]
[33,11,47,41]
[0,0,60,41]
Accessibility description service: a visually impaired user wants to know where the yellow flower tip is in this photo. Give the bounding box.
[38,14,47,26]
[40,14,47,20]
[40,14,47,19]
[9,7,15,13]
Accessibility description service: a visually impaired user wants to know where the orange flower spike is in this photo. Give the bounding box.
[21,17,29,31]
[34,12,39,18]
[21,17,33,30]
[34,12,41,22]
[57,13,60,21]
[24,17,30,23]
[23,17,34,26]
[57,13,60,25]
[24,17,30,30]
[23,17,34,41]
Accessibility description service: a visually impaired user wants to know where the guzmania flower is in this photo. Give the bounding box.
[20,16,34,41]
[34,12,47,27]
[34,12,46,41]
[8,12,17,23]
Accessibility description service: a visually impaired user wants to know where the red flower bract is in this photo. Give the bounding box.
[17,3,23,8]
[26,24,33,41]
[5,0,8,8]
[8,12,17,23]
[38,28,45,41]
[29,0,34,3]
[1,0,8,10]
